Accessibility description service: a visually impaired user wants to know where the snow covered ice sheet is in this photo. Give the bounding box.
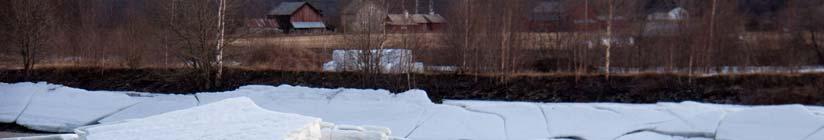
[651,102,729,137]
[0,83,57,123]
[196,85,433,138]
[75,97,323,140]
[444,100,551,140]
[14,85,140,132]
[405,105,507,140]
[715,105,824,140]
[97,94,198,123]
[541,103,675,140]
[6,82,824,140]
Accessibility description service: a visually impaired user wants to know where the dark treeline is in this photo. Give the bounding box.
[436,0,824,76]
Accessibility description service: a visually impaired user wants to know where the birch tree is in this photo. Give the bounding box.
[604,0,616,78]
[149,0,244,89]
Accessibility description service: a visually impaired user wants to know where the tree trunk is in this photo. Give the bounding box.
[811,31,824,64]
[214,0,226,88]
[604,0,615,79]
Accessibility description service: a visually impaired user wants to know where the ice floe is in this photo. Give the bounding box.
[13,83,140,132]
[76,97,323,140]
[4,82,824,140]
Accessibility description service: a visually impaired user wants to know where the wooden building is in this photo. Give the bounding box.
[267,2,327,33]
[385,12,446,33]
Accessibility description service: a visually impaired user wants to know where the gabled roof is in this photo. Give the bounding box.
[533,0,563,13]
[386,14,446,25]
[410,15,429,23]
[424,14,446,23]
[245,19,280,28]
[386,14,418,25]
[268,2,319,16]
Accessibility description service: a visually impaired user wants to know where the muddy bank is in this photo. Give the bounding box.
[2,68,824,105]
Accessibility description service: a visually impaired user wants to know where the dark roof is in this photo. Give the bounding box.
[386,14,446,25]
[529,0,563,22]
[533,0,563,13]
[268,2,313,16]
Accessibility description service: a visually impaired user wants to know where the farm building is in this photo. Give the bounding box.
[385,12,446,33]
[643,0,688,36]
[267,2,327,33]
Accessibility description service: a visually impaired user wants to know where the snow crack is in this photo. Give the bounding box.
[404,107,434,138]
[616,129,715,140]
[537,104,552,136]
[802,124,824,140]
[14,91,38,122]
[456,106,510,140]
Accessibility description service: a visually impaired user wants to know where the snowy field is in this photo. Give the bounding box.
[3,82,824,140]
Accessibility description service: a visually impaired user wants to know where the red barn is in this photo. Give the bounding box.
[267,2,327,33]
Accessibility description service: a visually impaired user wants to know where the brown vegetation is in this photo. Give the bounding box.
[2,68,823,105]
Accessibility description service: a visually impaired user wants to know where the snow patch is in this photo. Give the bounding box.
[444,100,551,140]
[715,105,824,140]
[0,82,57,123]
[651,102,728,137]
[405,105,507,140]
[15,86,140,132]
[0,134,79,140]
[541,103,675,140]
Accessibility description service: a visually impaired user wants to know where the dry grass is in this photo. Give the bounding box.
[231,33,447,49]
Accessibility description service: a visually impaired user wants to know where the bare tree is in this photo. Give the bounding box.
[148,0,245,89]
[343,0,388,74]
[787,0,824,64]
[6,0,58,77]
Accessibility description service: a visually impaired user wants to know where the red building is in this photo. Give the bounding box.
[385,12,446,33]
[267,2,327,33]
